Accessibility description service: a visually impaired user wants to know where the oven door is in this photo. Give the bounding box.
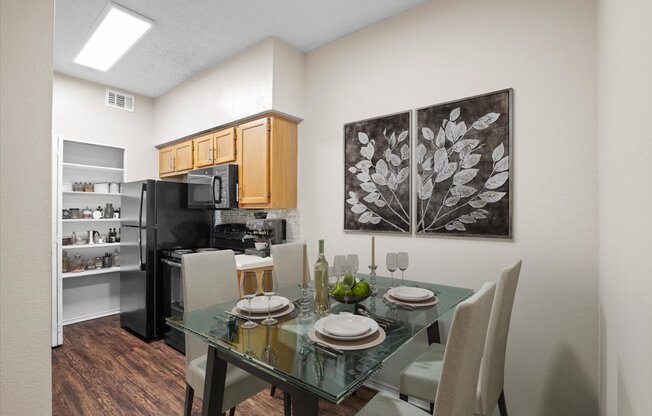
[188,165,237,209]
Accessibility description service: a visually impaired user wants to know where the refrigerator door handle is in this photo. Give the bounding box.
[213,175,223,205]
[138,183,146,271]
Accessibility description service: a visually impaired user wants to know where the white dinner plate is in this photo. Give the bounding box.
[316,314,376,339]
[388,286,434,302]
[237,296,289,313]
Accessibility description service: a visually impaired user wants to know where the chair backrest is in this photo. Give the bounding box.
[477,260,522,415]
[181,250,239,367]
[270,242,309,289]
[433,282,496,416]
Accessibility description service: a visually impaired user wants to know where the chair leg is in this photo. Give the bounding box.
[270,385,277,397]
[283,391,292,416]
[399,393,408,402]
[184,384,194,416]
[430,402,434,414]
[228,407,236,416]
[498,390,508,416]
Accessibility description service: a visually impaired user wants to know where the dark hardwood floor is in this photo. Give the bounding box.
[52,315,376,415]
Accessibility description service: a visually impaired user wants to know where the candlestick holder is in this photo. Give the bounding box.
[299,285,313,320]
[368,265,378,297]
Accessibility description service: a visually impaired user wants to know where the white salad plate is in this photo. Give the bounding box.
[387,286,434,302]
[316,314,378,340]
[236,296,289,313]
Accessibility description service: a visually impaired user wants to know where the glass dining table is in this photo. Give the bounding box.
[167,275,473,416]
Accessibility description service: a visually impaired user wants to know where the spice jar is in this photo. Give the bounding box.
[62,251,71,273]
[73,254,85,272]
[84,183,94,192]
[94,256,103,269]
[102,252,113,268]
[86,257,96,270]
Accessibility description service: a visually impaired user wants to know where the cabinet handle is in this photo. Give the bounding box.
[208,147,212,160]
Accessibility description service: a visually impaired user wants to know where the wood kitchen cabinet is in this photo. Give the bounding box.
[213,127,236,165]
[237,116,297,209]
[158,146,175,176]
[159,140,194,177]
[192,133,214,168]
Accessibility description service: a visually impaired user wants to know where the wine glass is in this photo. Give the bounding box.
[261,270,278,325]
[333,255,346,278]
[346,254,359,275]
[397,252,409,286]
[386,253,397,287]
[240,271,259,329]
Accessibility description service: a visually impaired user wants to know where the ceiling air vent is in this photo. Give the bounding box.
[105,89,134,112]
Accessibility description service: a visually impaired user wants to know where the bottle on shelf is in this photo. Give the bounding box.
[113,249,120,267]
[62,251,70,273]
[314,239,330,314]
[102,252,113,268]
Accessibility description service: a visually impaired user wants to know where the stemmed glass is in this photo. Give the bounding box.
[333,255,349,303]
[346,254,359,276]
[240,271,259,329]
[397,252,409,287]
[261,270,278,325]
[386,253,397,287]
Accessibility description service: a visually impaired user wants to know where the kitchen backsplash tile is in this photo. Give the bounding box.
[214,209,300,243]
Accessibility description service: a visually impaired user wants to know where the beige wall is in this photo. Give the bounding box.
[300,0,599,414]
[52,74,157,181]
[272,38,306,119]
[597,0,652,415]
[0,0,54,414]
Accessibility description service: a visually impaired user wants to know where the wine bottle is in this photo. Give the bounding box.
[314,239,330,314]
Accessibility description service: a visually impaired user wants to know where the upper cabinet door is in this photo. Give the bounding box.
[159,146,175,176]
[214,127,236,165]
[237,118,270,205]
[193,133,214,168]
[174,141,194,172]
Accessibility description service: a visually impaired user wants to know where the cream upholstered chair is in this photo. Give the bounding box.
[399,261,522,416]
[182,250,268,416]
[270,241,309,289]
[356,282,496,416]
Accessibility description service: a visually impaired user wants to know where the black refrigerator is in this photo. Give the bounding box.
[120,180,212,340]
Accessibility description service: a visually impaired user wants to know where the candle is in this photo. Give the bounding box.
[302,242,309,287]
[371,236,375,267]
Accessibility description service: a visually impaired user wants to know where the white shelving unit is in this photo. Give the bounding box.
[52,137,126,346]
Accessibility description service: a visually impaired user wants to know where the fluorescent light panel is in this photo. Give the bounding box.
[74,5,152,71]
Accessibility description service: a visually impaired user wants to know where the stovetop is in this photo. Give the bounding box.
[161,247,220,260]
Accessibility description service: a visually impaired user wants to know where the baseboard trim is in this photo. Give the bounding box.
[63,309,120,326]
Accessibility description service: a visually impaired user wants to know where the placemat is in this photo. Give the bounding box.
[232,303,295,320]
[308,326,386,351]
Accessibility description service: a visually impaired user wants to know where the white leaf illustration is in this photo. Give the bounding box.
[477,209,489,214]
[471,211,487,219]
[385,148,391,162]
[387,173,398,191]
[363,193,380,203]
[371,173,387,185]
[445,223,456,231]
[348,191,357,199]
[445,121,457,143]
[389,132,396,148]
[348,166,358,174]
[376,159,388,177]
[356,172,371,182]
[356,160,373,172]
[398,130,408,143]
[492,143,504,162]
[375,199,387,207]
[451,184,477,197]
[459,145,472,161]
[346,198,357,205]
[360,143,375,160]
[485,172,509,189]
[351,204,367,213]
[369,216,381,224]
[472,112,500,130]
[456,122,467,140]
[435,127,446,148]
[494,156,509,172]
[453,169,479,185]
[420,179,434,200]
[401,144,410,160]
[422,127,435,141]
[450,107,460,122]
[416,143,427,164]
[397,167,409,183]
[444,196,460,206]
[358,132,369,144]
[360,182,376,193]
[434,147,448,173]
[435,162,457,183]
[453,221,466,231]
[451,139,480,153]
[422,157,433,171]
[479,191,506,203]
[459,214,476,224]
[461,154,481,169]
[390,154,401,167]
[469,199,488,208]
[358,211,373,223]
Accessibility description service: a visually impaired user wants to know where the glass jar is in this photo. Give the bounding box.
[62,251,70,273]
[95,256,103,269]
[73,254,85,272]
[113,249,120,267]
[86,257,96,270]
[102,253,112,268]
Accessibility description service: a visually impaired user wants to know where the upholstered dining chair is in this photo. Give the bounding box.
[355,282,496,416]
[270,241,309,289]
[181,250,268,416]
[398,261,522,416]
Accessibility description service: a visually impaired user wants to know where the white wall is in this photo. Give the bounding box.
[52,74,157,181]
[0,0,54,414]
[299,0,599,414]
[597,0,652,415]
[272,38,306,119]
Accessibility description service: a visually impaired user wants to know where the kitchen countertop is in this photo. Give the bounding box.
[234,254,273,270]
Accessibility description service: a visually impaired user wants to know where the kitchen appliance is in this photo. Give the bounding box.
[243,219,286,257]
[120,180,213,340]
[210,223,255,252]
[187,164,238,209]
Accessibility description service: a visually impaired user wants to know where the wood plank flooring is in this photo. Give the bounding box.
[52,315,377,415]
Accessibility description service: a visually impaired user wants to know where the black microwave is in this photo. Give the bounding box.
[187,164,238,209]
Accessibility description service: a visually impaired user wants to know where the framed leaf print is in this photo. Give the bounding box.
[344,111,411,233]
[415,89,513,238]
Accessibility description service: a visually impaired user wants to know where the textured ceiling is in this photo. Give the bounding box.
[54,0,427,97]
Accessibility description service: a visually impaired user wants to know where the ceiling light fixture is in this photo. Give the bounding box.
[74,3,153,72]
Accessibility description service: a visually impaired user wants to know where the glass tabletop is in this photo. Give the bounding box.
[167,275,473,404]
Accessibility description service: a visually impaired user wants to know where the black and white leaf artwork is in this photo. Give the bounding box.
[344,112,411,233]
[416,90,512,237]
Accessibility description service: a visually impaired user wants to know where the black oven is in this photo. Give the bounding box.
[187,164,238,209]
